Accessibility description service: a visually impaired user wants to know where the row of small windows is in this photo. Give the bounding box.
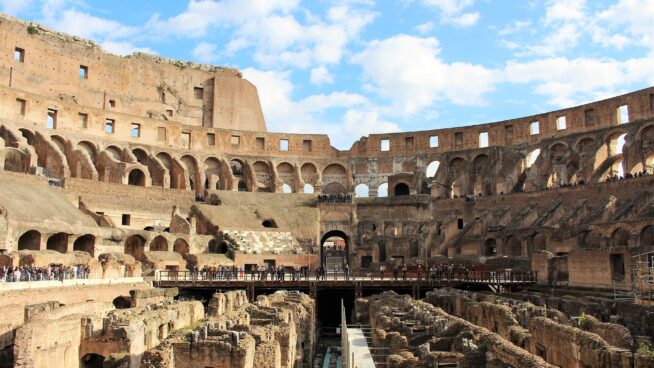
[380,105,633,152]
[31,104,307,152]
[13,47,205,99]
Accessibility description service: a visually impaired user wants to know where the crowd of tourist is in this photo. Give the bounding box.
[317,193,352,203]
[188,264,311,282]
[0,264,90,282]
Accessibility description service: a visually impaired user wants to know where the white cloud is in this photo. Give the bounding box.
[593,0,654,50]
[352,34,498,115]
[0,0,33,15]
[310,66,334,85]
[504,56,654,107]
[47,9,137,41]
[414,21,434,34]
[421,0,480,27]
[192,42,218,63]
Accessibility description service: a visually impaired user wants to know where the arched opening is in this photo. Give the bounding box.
[580,230,602,249]
[77,141,97,162]
[303,183,315,194]
[641,225,654,247]
[237,180,248,192]
[483,238,497,256]
[150,235,169,252]
[104,146,122,161]
[377,183,388,197]
[426,160,440,178]
[124,235,146,262]
[127,168,145,186]
[204,157,221,190]
[533,234,547,252]
[18,230,41,251]
[112,296,130,309]
[409,239,420,258]
[208,239,228,254]
[3,149,25,172]
[608,132,627,156]
[277,162,295,192]
[80,353,105,368]
[526,149,541,168]
[320,230,349,270]
[394,183,410,196]
[378,241,387,262]
[230,159,244,176]
[281,183,292,193]
[322,182,346,194]
[181,155,199,191]
[132,148,148,165]
[505,236,522,256]
[73,234,95,256]
[354,183,369,198]
[301,163,318,187]
[173,239,190,258]
[611,228,630,247]
[144,226,155,231]
[46,232,68,253]
[262,219,278,228]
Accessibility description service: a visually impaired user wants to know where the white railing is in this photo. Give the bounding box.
[342,299,376,368]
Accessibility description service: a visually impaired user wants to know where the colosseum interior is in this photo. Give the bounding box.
[1,11,654,368]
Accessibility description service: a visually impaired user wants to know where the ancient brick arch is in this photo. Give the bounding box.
[46,232,68,253]
[18,230,41,251]
[203,156,222,190]
[276,162,296,192]
[448,157,467,197]
[482,238,497,256]
[611,227,631,248]
[640,225,654,247]
[73,234,95,256]
[472,153,493,195]
[322,163,348,193]
[150,235,169,252]
[124,235,146,261]
[252,160,272,192]
[173,238,189,257]
[180,154,200,192]
[504,236,522,257]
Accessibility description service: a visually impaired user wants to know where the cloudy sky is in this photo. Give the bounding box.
[2,0,654,149]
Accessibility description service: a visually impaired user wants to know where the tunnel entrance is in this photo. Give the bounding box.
[316,288,355,330]
[320,230,348,272]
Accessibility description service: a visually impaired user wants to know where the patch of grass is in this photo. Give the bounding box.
[27,25,38,35]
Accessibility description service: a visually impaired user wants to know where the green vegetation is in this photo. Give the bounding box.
[26,25,38,35]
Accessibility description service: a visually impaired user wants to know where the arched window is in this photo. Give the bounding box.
[394,183,410,196]
[426,161,440,178]
[355,183,369,198]
[303,183,315,193]
[377,183,388,197]
[526,149,541,168]
[74,234,95,256]
[483,238,497,256]
[46,233,68,253]
[281,183,292,193]
[18,230,41,251]
[127,169,145,186]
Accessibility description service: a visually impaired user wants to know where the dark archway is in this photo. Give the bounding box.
[237,179,248,192]
[322,182,346,194]
[150,235,169,252]
[320,230,349,270]
[409,239,420,258]
[124,235,146,262]
[379,240,387,262]
[208,239,228,254]
[505,236,522,256]
[394,183,410,196]
[80,353,105,368]
[73,234,95,256]
[173,239,189,258]
[112,296,130,309]
[46,232,68,253]
[18,230,41,251]
[262,219,278,228]
[483,238,497,257]
[611,228,630,247]
[127,168,145,186]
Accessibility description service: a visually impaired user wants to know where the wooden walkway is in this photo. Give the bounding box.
[154,270,537,298]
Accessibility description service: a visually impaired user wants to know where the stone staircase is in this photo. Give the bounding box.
[222,229,302,255]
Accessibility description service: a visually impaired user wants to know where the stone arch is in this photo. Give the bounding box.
[18,128,35,146]
[173,239,189,257]
[18,230,41,251]
[112,297,130,309]
[532,233,548,251]
[51,135,68,155]
[156,151,178,189]
[73,234,95,256]
[426,160,440,178]
[394,182,410,196]
[181,154,199,191]
[132,148,148,165]
[124,235,146,261]
[323,182,346,194]
[276,162,295,191]
[482,238,497,256]
[580,230,602,249]
[322,163,348,192]
[208,239,228,254]
[3,148,26,172]
[252,161,272,192]
[127,168,146,186]
[81,353,106,368]
[355,183,369,197]
[320,230,350,268]
[46,232,68,253]
[378,240,387,262]
[611,228,630,247]
[104,146,122,161]
[301,162,318,185]
[472,154,492,195]
[77,141,97,162]
[377,182,389,197]
[150,235,169,252]
[409,239,420,258]
[230,159,245,176]
[449,157,466,197]
[607,131,628,157]
[504,236,522,257]
[281,183,292,193]
[640,225,654,247]
[203,157,222,190]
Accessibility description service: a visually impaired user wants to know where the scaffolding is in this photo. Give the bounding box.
[631,251,654,305]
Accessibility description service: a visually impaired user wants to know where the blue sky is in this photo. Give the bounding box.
[2,0,654,149]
